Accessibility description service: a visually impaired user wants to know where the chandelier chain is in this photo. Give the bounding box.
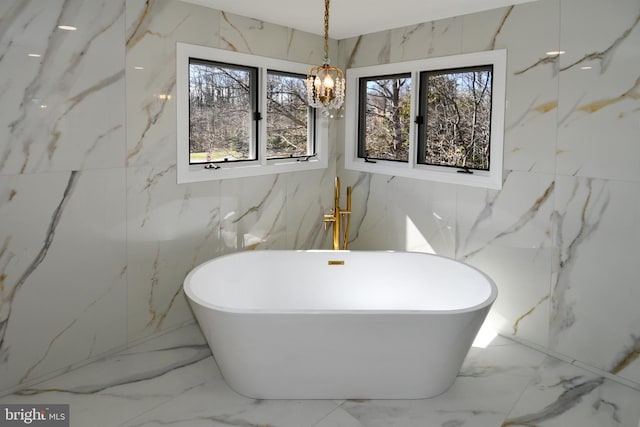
[323,0,330,61]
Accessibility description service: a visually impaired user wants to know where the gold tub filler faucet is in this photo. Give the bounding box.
[323,177,352,250]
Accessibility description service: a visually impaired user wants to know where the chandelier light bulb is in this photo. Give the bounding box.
[322,72,335,89]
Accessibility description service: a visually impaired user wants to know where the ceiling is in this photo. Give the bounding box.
[182,0,538,40]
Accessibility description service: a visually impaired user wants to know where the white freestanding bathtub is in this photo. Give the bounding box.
[183,250,497,399]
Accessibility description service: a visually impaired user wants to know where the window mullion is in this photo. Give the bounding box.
[258,67,267,166]
[407,70,419,170]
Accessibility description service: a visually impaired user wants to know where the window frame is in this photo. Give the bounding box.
[177,42,328,184]
[344,50,506,190]
[265,69,317,161]
[187,58,259,165]
[357,72,412,163]
[417,64,494,171]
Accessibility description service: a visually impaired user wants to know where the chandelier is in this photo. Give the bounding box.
[306,0,345,116]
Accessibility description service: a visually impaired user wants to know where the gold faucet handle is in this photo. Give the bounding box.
[323,213,334,231]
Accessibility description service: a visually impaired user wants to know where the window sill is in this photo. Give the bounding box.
[345,157,503,189]
[176,154,328,184]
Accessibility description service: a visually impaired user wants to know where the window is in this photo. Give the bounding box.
[177,43,327,184]
[266,70,315,159]
[358,73,411,162]
[188,59,258,164]
[344,50,506,189]
[418,65,493,171]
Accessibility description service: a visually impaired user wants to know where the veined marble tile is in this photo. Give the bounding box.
[339,17,463,70]
[0,0,125,175]
[461,6,513,52]
[0,169,127,393]
[456,172,555,347]
[551,176,640,385]
[337,31,394,69]
[125,0,221,169]
[219,11,323,65]
[463,0,561,174]
[218,174,288,251]
[126,0,221,52]
[503,357,640,427]
[122,367,342,427]
[285,169,335,250]
[390,18,463,63]
[341,336,547,427]
[556,0,640,181]
[126,166,224,342]
[342,173,390,250]
[0,324,211,427]
[385,177,457,257]
[127,168,297,343]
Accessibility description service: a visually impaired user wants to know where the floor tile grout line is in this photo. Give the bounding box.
[500,354,554,425]
[310,400,349,427]
[114,381,208,427]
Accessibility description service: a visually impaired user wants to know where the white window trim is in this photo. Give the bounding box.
[176,42,328,184]
[344,49,506,190]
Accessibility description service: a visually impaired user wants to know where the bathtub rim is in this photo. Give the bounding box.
[183,250,498,316]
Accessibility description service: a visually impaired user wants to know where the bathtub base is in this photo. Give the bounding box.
[191,305,489,399]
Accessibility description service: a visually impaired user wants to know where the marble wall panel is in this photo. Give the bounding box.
[551,176,640,384]
[125,0,221,170]
[556,0,640,181]
[337,31,397,69]
[0,0,128,395]
[456,171,555,347]
[0,169,127,391]
[386,178,457,257]
[219,11,327,65]
[126,165,224,341]
[284,169,335,250]
[342,172,456,256]
[0,0,125,175]
[338,17,463,69]
[343,173,391,250]
[218,175,288,251]
[388,18,463,63]
[464,2,561,174]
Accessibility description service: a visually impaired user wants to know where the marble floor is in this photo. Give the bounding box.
[1,323,640,427]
